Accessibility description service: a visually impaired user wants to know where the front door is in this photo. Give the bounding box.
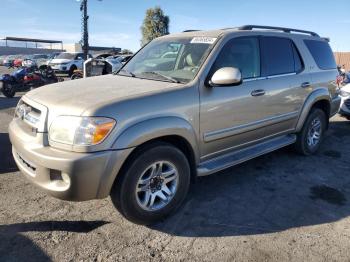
[199,36,269,159]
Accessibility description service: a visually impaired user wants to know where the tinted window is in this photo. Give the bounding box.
[76,53,84,60]
[261,37,295,76]
[56,53,76,59]
[212,37,260,79]
[304,40,336,70]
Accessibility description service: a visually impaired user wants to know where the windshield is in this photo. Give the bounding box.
[56,53,76,60]
[119,36,216,83]
[33,54,47,59]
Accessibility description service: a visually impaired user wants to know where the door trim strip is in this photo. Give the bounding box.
[203,111,299,142]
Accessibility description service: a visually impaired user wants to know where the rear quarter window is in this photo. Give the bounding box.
[304,40,336,70]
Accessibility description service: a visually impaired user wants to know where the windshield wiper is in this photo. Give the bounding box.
[116,68,135,77]
[141,71,181,83]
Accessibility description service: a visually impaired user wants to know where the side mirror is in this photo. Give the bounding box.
[209,67,242,87]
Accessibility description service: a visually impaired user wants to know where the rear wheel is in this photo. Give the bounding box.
[294,108,327,155]
[110,143,191,225]
[1,82,16,98]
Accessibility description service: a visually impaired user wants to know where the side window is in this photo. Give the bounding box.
[304,40,336,70]
[261,37,295,76]
[76,54,84,60]
[212,37,260,79]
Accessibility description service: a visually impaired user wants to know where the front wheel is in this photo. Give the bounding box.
[68,66,77,77]
[111,143,191,225]
[293,108,327,155]
[1,82,16,98]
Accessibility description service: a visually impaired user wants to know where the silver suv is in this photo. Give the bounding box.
[9,25,341,224]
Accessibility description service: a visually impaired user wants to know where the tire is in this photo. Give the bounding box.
[110,143,191,225]
[71,73,82,80]
[68,66,77,77]
[294,108,327,155]
[1,82,16,98]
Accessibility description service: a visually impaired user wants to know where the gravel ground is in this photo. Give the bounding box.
[1,66,350,261]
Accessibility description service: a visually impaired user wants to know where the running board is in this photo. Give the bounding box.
[197,134,297,176]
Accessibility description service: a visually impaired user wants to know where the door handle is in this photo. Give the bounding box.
[251,89,266,96]
[301,82,311,88]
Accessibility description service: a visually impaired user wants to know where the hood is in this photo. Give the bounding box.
[26,74,182,116]
[50,58,72,64]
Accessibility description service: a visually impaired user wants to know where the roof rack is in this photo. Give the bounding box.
[236,25,320,37]
[182,30,201,32]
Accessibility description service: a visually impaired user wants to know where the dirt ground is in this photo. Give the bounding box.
[1,65,350,261]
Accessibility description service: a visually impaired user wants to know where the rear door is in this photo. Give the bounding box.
[259,36,312,136]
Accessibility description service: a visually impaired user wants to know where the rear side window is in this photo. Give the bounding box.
[260,37,296,76]
[304,40,336,70]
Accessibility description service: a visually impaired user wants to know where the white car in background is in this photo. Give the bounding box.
[22,54,49,67]
[45,52,61,65]
[339,83,350,120]
[49,52,92,76]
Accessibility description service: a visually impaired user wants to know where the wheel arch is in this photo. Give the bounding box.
[296,88,331,132]
[112,117,200,163]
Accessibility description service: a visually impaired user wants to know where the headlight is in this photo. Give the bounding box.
[340,90,350,97]
[49,116,116,146]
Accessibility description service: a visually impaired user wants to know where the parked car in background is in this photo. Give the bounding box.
[71,57,124,80]
[45,52,61,65]
[108,54,132,65]
[0,55,8,66]
[9,25,341,225]
[13,55,25,67]
[3,55,20,67]
[48,52,92,76]
[22,54,49,68]
[339,83,350,120]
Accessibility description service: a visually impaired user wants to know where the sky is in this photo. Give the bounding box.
[0,0,349,52]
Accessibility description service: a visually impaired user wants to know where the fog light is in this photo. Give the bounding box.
[61,173,70,184]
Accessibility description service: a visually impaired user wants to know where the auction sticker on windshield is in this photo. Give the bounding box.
[190,37,217,44]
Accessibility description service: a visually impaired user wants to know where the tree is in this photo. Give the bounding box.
[140,6,169,46]
[121,49,133,54]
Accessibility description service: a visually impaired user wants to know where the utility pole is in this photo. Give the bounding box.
[80,0,89,60]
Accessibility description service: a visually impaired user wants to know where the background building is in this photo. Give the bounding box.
[0,36,121,56]
[334,52,350,71]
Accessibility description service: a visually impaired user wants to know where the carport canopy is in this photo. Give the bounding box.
[0,36,63,49]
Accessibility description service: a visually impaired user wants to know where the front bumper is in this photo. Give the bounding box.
[9,119,134,201]
[49,64,69,73]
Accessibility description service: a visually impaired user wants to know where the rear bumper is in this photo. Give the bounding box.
[9,120,134,201]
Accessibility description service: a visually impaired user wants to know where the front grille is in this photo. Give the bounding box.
[15,100,42,128]
[345,98,350,109]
